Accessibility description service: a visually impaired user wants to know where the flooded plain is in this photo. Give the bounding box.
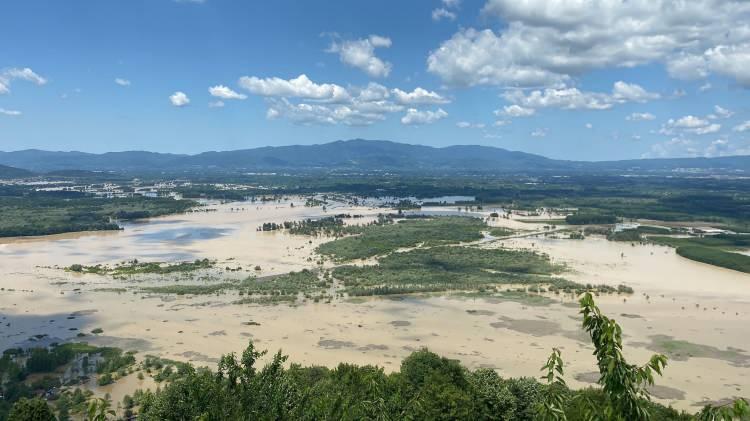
[1,197,748,411]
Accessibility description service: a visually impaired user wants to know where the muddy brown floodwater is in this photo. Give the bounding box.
[1,198,748,412]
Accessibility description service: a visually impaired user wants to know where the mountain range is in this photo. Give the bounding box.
[1,139,748,175]
[0,164,34,179]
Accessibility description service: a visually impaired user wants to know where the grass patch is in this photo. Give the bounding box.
[515,218,566,225]
[635,225,672,235]
[496,290,557,306]
[239,269,324,295]
[141,282,233,295]
[67,258,215,276]
[334,245,621,297]
[458,290,557,306]
[317,216,486,261]
[489,227,516,237]
[234,295,298,305]
[140,270,325,300]
[91,287,127,293]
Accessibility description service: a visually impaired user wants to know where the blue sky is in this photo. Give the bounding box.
[1,0,749,160]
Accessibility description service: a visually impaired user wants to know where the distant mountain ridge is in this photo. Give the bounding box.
[0,164,34,179]
[1,139,748,174]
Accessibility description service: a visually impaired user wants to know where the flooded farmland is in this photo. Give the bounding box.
[1,197,748,412]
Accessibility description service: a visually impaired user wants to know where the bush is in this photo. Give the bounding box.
[8,398,55,421]
[97,373,114,386]
[565,213,617,225]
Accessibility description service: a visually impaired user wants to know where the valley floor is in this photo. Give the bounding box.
[1,197,748,413]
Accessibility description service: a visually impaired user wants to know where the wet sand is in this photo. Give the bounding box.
[1,200,748,411]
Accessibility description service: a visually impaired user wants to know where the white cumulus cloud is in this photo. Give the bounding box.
[241,75,452,126]
[626,112,656,121]
[169,91,190,107]
[672,44,750,87]
[456,121,485,129]
[114,78,131,86]
[240,75,450,126]
[401,108,448,125]
[0,67,47,94]
[432,8,457,21]
[265,97,399,126]
[392,87,449,105]
[708,105,734,119]
[428,0,750,87]
[670,116,709,128]
[209,85,247,100]
[239,74,350,103]
[660,115,721,135]
[253,79,402,126]
[0,108,22,116]
[611,81,660,102]
[501,82,659,113]
[531,128,547,137]
[497,104,536,117]
[327,35,393,78]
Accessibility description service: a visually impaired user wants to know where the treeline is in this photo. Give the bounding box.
[650,234,750,274]
[17,172,750,228]
[0,195,196,238]
[131,347,687,421]
[565,213,617,225]
[258,215,366,236]
[0,221,121,238]
[140,269,326,301]
[218,173,750,223]
[676,246,750,274]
